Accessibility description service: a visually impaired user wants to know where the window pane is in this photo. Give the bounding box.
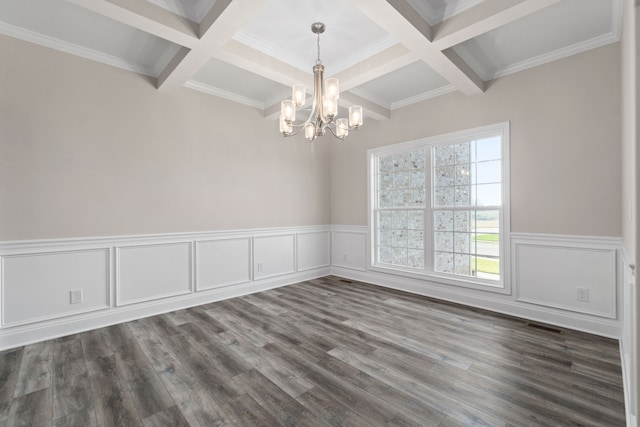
[455,254,471,275]
[473,256,500,280]
[435,166,455,187]
[378,211,392,229]
[393,247,408,265]
[434,186,454,207]
[392,211,408,229]
[455,186,470,206]
[455,142,470,163]
[455,164,471,185]
[408,250,424,268]
[408,230,424,249]
[410,170,425,189]
[476,137,500,161]
[394,171,410,188]
[476,160,501,184]
[454,210,474,232]
[379,230,392,246]
[410,150,425,169]
[379,246,393,264]
[435,252,453,273]
[408,211,424,230]
[455,233,471,253]
[434,231,453,252]
[476,210,499,232]
[476,184,501,206]
[435,145,455,166]
[392,229,407,247]
[434,210,453,231]
[473,233,499,257]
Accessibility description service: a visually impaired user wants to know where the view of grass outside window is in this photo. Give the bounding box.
[370,123,507,287]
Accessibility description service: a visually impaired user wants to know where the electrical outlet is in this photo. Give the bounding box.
[577,288,589,302]
[257,263,263,272]
[343,254,348,262]
[70,289,83,304]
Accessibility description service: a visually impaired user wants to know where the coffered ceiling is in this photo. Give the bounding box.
[0,0,622,120]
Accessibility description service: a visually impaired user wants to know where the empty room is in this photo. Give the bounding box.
[0,0,638,425]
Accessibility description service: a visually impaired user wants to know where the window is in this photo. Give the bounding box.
[369,122,509,291]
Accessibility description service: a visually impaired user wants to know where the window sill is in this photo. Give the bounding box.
[368,264,510,295]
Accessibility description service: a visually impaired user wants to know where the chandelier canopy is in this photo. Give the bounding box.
[279,22,363,142]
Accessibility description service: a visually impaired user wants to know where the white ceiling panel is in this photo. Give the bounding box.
[451,0,619,80]
[0,0,182,77]
[0,0,622,117]
[234,0,394,74]
[350,61,452,108]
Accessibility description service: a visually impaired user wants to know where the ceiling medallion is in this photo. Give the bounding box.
[279,22,363,142]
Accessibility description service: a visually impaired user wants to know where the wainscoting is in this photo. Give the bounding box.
[0,224,632,422]
[330,226,622,338]
[0,226,331,350]
[621,247,637,427]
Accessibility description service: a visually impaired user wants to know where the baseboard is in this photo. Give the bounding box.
[0,225,331,350]
[330,266,620,338]
[0,267,329,351]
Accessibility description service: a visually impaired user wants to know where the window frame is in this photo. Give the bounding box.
[367,122,511,294]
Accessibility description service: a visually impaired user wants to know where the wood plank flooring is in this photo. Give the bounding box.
[0,276,625,426]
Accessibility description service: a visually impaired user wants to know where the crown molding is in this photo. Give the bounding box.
[0,22,156,77]
[488,31,621,81]
[184,79,264,110]
[390,84,457,110]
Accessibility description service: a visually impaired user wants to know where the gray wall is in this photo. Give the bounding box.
[0,35,331,240]
[331,44,621,238]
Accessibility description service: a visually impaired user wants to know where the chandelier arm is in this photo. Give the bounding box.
[323,124,345,141]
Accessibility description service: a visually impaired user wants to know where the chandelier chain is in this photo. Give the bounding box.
[316,31,322,65]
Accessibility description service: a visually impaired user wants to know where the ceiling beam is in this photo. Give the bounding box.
[351,0,485,95]
[432,0,564,50]
[63,0,198,47]
[217,39,311,88]
[157,0,264,90]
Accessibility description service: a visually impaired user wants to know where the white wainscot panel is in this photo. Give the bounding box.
[253,234,295,280]
[117,242,192,306]
[331,231,367,271]
[297,232,330,272]
[514,241,616,318]
[196,238,251,290]
[2,249,109,326]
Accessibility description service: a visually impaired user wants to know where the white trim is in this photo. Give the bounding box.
[295,231,331,272]
[0,248,111,328]
[488,32,621,81]
[194,237,252,291]
[367,122,511,293]
[0,225,331,350]
[115,241,194,307]
[0,22,156,77]
[184,80,265,110]
[390,85,457,110]
[330,265,620,339]
[331,225,622,338]
[0,267,329,351]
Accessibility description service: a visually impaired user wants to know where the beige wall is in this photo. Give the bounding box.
[331,44,622,237]
[0,35,331,241]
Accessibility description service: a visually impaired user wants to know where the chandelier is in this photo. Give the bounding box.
[279,22,363,142]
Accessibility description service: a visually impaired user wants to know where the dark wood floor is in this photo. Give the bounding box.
[0,276,625,426]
